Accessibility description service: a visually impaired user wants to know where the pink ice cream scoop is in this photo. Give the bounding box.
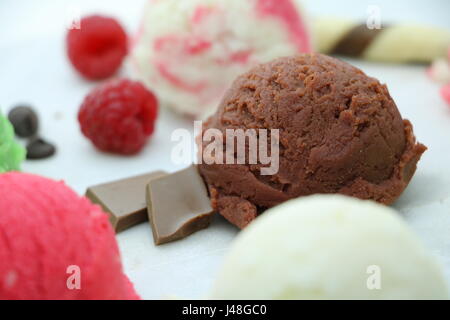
[131,0,311,118]
[0,172,139,300]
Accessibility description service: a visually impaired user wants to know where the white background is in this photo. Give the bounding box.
[1,0,450,299]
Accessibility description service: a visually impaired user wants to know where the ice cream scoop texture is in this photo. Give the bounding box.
[198,54,426,229]
[131,0,311,117]
[0,172,139,300]
[211,195,448,299]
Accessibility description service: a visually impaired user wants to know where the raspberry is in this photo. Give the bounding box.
[78,79,158,154]
[67,15,128,80]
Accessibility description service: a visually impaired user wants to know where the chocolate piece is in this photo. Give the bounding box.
[331,24,385,57]
[146,165,214,245]
[8,106,39,138]
[86,171,166,232]
[26,137,56,160]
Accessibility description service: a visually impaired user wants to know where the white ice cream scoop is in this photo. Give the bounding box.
[211,194,448,299]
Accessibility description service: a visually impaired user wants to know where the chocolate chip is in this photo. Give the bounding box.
[8,106,39,138]
[26,138,56,160]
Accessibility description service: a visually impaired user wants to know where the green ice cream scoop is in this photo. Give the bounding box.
[0,112,26,173]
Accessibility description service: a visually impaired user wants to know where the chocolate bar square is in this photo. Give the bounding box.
[86,171,166,232]
[146,165,214,245]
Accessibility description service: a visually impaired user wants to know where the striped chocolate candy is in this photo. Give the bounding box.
[314,17,450,63]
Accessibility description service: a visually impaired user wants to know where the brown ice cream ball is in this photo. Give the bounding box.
[198,53,426,229]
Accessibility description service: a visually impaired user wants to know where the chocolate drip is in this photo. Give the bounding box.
[331,24,385,56]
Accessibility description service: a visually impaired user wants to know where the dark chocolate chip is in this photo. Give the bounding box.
[8,106,39,138]
[26,138,56,160]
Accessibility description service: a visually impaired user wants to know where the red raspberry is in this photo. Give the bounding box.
[67,15,128,80]
[78,79,158,155]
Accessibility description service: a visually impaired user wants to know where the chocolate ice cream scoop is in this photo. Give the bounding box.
[198,53,426,229]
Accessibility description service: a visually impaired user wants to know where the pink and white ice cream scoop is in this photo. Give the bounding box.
[131,0,312,118]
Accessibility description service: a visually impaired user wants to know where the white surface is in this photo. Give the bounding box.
[1,0,450,299]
